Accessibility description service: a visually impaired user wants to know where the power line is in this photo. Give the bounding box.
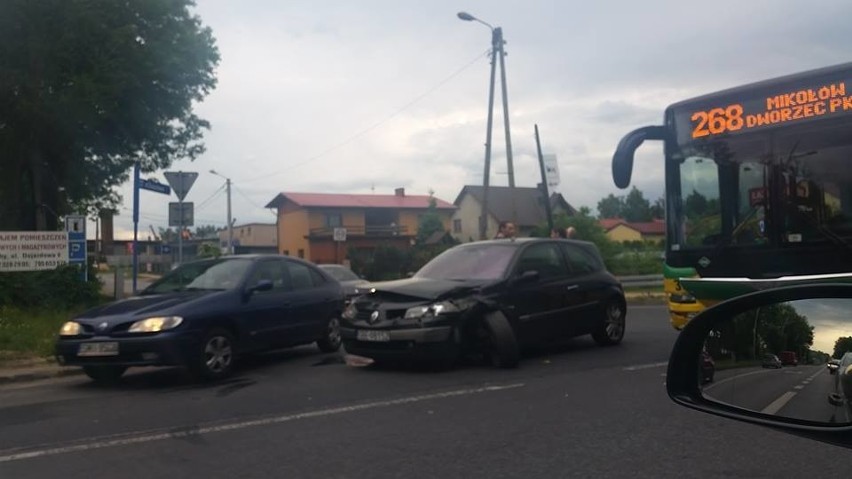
[233,184,276,216]
[195,184,226,212]
[241,49,490,184]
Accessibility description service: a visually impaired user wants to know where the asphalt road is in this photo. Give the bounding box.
[1,305,849,478]
[705,364,850,423]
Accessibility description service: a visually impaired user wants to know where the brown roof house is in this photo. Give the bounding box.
[265,188,456,264]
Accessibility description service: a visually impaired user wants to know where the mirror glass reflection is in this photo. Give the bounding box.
[701,298,852,424]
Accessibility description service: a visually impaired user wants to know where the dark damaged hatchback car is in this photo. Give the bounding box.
[340,238,626,368]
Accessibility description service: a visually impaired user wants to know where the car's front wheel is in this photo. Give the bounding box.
[592,299,626,346]
[83,365,127,384]
[317,317,342,353]
[189,328,236,381]
[484,311,519,369]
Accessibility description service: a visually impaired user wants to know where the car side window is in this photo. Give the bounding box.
[559,244,600,276]
[247,261,289,291]
[287,261,315,290]
[310,268,327,286]
[514,243,567,280]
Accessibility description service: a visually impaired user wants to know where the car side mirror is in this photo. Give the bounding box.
[667,283,852,449]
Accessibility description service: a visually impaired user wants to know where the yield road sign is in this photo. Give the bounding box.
[164,171,198,201]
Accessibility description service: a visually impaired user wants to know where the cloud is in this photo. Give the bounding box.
[104,0,852,235]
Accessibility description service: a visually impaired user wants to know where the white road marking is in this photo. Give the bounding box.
[623,361,668,371]
[703,369,772,392]
[0,383,524,463]
[761,391,797,415]
[794,385,804,390]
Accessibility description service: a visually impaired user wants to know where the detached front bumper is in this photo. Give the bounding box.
[340,325,460,362]
[55,331,199,368]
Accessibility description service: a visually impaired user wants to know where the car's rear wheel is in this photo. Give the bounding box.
[592,299,626,346]
[484,311,519,369]
[189,328,236,381]
[317,317,342,353]
[83,365,127,384]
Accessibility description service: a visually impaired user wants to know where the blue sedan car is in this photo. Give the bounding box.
[55,255,345,383]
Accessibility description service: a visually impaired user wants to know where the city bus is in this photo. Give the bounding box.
[612,62,852,330]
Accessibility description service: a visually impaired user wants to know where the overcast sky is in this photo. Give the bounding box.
[106,0,851,239]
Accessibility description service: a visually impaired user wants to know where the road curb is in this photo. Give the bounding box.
[0,364,84,386]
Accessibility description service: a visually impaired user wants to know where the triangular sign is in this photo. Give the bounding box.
[163,171,199,201]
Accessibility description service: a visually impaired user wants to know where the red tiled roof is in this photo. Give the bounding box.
[599,218,665,235]
[265,192,456,210]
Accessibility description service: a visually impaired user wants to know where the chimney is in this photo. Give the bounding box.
[395,187,405,197]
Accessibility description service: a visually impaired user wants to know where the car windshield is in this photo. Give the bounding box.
[414,244,516,281]
[141,259,253,294]
[321,265,360,282]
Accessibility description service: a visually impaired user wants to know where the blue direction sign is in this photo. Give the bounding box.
[139,178,171,195]
[65,215,87,281]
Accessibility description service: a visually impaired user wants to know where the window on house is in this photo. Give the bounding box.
[283,250,289,256]
[326,214,342,228]
[453,219,462,233]
[297,249,305,259]
[248,226,252,235]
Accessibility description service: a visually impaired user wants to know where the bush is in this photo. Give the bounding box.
[0,264,102,310]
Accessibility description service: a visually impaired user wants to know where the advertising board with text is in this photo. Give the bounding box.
[0,232,69,272]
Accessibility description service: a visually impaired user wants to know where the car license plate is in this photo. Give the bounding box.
[356,330,391,342]
[78,342,119,357]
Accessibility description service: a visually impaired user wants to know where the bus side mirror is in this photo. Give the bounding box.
[612,126,666,189]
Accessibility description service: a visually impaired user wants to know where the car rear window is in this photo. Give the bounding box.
[559,243,603,274]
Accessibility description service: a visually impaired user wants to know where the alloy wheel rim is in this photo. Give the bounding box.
[327,318,341,346]
[205,336,233,373]
[605,303,624,340]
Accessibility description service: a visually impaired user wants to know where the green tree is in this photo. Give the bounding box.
[0,0,219,231]
[196,242,221,259]
[622,186,653,222]
[416,193,446,245]
[834,337,852,359]
[650,197,665,219]
[597,194,624,219]
[194,225,220,239]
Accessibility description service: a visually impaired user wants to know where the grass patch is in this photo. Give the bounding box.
[0,306,90,362]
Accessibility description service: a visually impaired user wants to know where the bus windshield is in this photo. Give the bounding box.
[669,117,852,252]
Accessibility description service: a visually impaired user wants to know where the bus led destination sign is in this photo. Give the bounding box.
[688,81,851,139]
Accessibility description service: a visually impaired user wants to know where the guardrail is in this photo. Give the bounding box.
[617,274,664,288]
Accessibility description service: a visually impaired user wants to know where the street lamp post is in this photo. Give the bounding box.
[209,170,233,255]
[458,11,516,239]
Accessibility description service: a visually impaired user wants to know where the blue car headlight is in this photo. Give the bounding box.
[128,316,184,333]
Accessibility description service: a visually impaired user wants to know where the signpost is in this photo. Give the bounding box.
[164,171,198,265]
[65,215,87,281]
[333,227,347,263]
[132,164,181,293]
[543,154,561,188]
[139,179,171,195]
[168,202,194,227]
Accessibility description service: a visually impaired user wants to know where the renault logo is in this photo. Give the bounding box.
[98,322,108,331]
[369,311,380,323]
[698,256,711,268]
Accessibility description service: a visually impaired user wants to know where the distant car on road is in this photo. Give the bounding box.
[55,255,345,383]
[340,238,626,368]
[779,351,798,366]
[318,264,371,301]
[828,358,841,374]
[829,352,852,414]
[701,350,715,383]
[762,354,783,369]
